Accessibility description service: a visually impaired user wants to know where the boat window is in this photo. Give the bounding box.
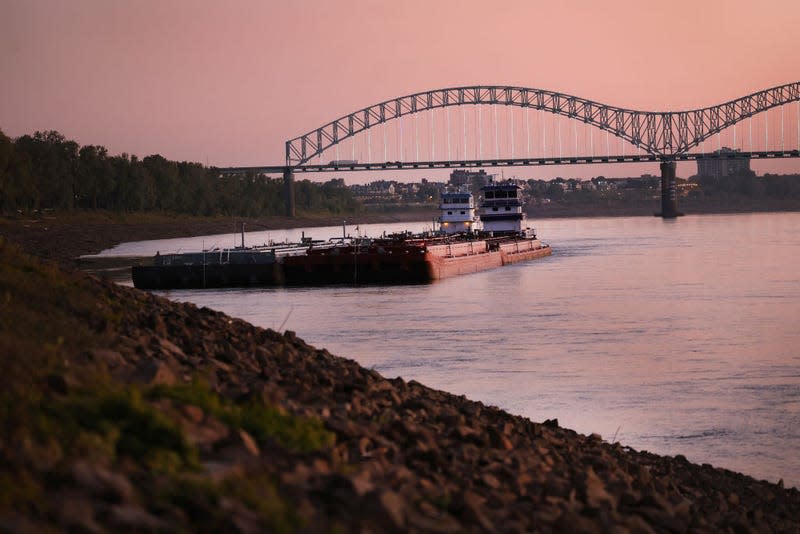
[485,191,494,199]
[505,207,511,211]
[460,211,466,214]
[508,190,517,198]
[495,190,507,198]
[447,211,452,215]
[492,207,498,211]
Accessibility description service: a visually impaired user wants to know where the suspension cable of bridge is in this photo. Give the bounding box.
[510,106,515,160]
[543,111,548,157]
[493,105,499,160]
[572,120,577,158]
[446,107,451,161]
[557,115,562,159]
[431,109,436,161]
[765,110,769,152]
[478,105,482,160]
[462,106,467,160]
[525,106,530,156]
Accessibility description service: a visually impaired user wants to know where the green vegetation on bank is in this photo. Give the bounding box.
[0,237,331,530]
[0,129,362,216]
[151,380,334,453]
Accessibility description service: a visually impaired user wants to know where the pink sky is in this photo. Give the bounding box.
[2,0,799,182]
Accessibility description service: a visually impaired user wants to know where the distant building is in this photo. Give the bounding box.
[449,169,489,188]
[697,147,752,179]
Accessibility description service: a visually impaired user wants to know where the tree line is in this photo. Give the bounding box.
[691,172,800,200]
[0,130,363,216]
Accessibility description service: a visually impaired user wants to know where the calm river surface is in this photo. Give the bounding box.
[102,212,800,487]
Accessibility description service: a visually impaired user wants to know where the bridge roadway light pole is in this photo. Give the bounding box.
[656,159,683,218]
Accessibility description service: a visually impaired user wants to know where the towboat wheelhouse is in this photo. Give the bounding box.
[438,188,479,234]
[478,179,535,238]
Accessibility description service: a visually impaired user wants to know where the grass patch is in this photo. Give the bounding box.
[221,473,304,533]
[156,472,302,533]
[0,238,119,396]
[150,379,335,453]
[48,385,199,473]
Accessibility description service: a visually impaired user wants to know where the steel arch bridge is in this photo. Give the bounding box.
[286,82,800,165]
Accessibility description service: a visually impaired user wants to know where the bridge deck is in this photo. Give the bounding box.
[219,150,800,174]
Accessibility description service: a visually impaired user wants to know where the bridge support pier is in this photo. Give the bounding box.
[283,167,295,217]
[656,160,683,218]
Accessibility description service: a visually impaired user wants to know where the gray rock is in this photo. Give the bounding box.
[71,461,134,502]
[378,489,407,529]
[107,504,168,531]
[130,359,177,386]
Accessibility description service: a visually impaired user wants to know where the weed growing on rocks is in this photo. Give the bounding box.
[150,379,335,453]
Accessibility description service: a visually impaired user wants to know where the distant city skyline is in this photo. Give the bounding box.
[2,0,799,184]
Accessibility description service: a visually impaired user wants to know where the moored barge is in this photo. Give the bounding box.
[131,247,281,289]
[132,179,551,289]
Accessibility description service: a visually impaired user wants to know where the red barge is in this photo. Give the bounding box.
[132,179,551,289]
[281,178,550,284]
[281,232,550,285]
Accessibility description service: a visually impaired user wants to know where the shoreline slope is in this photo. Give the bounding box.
[1,236,798,532]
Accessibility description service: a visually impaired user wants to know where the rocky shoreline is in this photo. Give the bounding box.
[1,220,799,531]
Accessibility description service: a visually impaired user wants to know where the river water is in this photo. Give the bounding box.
[101,212,800,487]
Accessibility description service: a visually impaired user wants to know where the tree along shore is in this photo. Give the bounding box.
[1,236,798,531]
[0,130,360,216]
[3,129,799,224]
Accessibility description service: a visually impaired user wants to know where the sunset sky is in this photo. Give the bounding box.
[2,0,799,181]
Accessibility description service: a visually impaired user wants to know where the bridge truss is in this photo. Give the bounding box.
[286,82,800,166]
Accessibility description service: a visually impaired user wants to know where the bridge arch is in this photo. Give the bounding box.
[286,82,800,165]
